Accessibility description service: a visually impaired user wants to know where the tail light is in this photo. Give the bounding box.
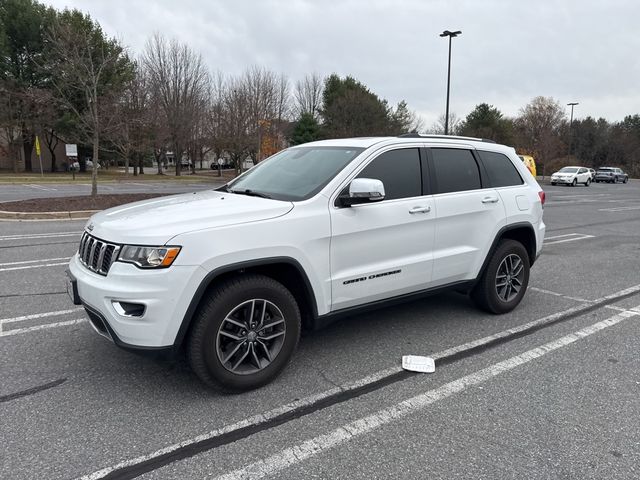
[538,190,546,206]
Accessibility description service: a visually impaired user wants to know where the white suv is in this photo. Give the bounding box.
[67,135,546,391]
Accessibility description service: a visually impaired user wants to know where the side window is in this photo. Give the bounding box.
[579,168,587,174]
[356,148,421,200]
[431,148,481,194]
[478,150,524,187]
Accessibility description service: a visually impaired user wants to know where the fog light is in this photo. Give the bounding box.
[112,301,146,317]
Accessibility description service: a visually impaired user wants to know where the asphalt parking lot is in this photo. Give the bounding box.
[1,180,639,479]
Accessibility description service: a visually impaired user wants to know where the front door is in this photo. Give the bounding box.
[330,147,436,311]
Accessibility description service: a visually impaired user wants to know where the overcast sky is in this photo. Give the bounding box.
[44,0,640,126]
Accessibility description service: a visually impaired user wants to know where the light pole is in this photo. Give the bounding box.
[440,29,462,135]
[567,102,579,156]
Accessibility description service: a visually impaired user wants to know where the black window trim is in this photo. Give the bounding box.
[426,146,487,195]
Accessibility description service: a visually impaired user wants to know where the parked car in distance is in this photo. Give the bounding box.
[550,166,591,186]
[518,154,537,177]
[71,160,100,170]
[594,167,628,183]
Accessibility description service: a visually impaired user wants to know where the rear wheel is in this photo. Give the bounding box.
[551,182,557,186]
[188,274,301,392]
[585,178,591,186]
[471,239,530,314]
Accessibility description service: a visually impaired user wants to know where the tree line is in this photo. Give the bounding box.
[1,0,638,200]
[0,0,422,196]
[437,98,639,178]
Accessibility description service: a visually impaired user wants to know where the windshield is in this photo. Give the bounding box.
[559,167,578,173]
[227,146,364,201]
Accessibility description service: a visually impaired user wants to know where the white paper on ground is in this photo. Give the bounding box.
[402,355,436,373]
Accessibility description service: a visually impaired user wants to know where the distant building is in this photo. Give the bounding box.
[0,132,69,172]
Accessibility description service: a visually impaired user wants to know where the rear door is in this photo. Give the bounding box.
[329,147,436,310]
[428,147,506,284]
[477,149,533,226]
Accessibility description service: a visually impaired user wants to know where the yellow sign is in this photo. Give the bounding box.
[35,135,41,156]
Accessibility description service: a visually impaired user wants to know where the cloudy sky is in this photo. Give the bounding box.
[43,0,640,126]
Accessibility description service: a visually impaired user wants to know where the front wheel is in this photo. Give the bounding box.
[188,274,301,392]
[623,177,628,184]
[585,178,591,186]
[551,182,557,186]
[571,179,577,187]
[471,239,530,314]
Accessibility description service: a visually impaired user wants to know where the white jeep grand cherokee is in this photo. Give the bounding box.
[67,135,546,391]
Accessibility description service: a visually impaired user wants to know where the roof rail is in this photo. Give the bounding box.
[398,133,496,144]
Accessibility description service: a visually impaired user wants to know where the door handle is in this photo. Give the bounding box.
[481,196,499,204]
[409,206,431,214]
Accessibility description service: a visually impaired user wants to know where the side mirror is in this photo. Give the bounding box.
[339,178,385,206]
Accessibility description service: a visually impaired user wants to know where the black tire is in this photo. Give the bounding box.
[551,182,556,186]
[471,239,530,314]
[623,177,628,184]
[571,179,577,187]
[585,178,591,186]
[188,274,301,392]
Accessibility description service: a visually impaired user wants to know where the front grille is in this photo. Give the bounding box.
[78,232,120,276]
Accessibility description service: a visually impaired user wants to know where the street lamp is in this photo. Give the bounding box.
[567,102,579,156]
[440,29,462,135]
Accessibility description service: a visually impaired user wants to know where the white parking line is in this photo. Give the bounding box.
[0,308,84,331]
[545,234,594,245]
[75,282,640,480]
[0,257,70,267]
[598,205,640,212]
[544,233,581,240]
[0,231,81,241]
[0,261,69,272]
[23,184,57,192]
[528,287,592,303]
[0,319,86,337]
[215,306,640,480]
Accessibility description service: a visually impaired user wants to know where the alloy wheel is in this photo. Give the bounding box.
[495,254,524,302]
[216,299,286,375]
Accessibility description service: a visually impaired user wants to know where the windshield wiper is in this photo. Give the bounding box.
[229,188,272,199]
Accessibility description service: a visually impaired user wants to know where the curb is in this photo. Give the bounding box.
[0,209,100,221]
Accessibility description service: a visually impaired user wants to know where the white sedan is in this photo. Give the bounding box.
[550,166,592,186]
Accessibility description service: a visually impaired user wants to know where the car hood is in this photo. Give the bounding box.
[87,190,294,245]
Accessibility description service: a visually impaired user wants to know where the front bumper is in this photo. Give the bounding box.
[68,254,207,348]
[550,177,574,184]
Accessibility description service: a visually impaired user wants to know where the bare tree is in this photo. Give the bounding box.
[143,33,210,176]
[294,73,323,120]
[241,66,290,162]
[217,75,252,175]
[46,15,131,196]
[428,112,462,135]
[107,64,152,175]
[515,96,566,173]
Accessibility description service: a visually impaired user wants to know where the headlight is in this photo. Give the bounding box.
[118,245,181,268]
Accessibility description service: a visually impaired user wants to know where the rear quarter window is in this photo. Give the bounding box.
[478,151,524,187]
